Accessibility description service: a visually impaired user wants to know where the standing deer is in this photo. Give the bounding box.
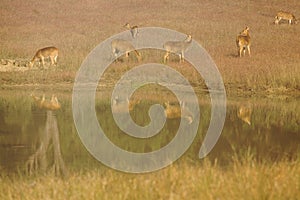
[29,46,59,68]
[111,39,142,62]
[274,11,297,25]
[236,26,251,57]
[124,23,139,38]
[163,35,192,63]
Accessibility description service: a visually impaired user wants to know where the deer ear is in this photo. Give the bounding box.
[54,96,59,103]
[164,101,169,107]
[180,101,186,108]
[113,97,118,105]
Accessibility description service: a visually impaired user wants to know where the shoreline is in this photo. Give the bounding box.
[1,82,299,100]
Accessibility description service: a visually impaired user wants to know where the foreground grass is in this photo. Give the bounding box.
[1,158,299,200]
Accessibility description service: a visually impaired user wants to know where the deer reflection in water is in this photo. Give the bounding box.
[26,94,67,176]
[237,103,253,125]
[164,101,193,124]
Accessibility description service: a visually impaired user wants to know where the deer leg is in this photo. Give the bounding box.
[134,50,141,62]
[37,58,41,67]
[247,46,251,56]
[181,52,185,63]
[125,51,130,62]
[239,47,242,57]
[178,54,182,62]
[164,52,169,63]
[112,49,119,62]
[114,53,119,62]
[50,56,55,66]
[54,55,58,65]
[130,29,135,38]
[41,57,45,67]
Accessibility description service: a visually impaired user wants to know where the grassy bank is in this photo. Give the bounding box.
[1,157,299,200]
[1,0,299,199]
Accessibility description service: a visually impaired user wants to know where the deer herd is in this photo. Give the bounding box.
[25,11,297,69]
[23,11,296,119]
[235,11,297,57]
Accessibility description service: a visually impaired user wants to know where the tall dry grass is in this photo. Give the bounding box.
[0,157,299,200]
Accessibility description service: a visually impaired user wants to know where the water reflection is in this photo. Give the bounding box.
[111,96,140,113]
[26,95,67,176]
[237,103,252,125]
[26,110,67,176]
[164,101,193,124]
[31,94,61,110]
[0,93,299,173]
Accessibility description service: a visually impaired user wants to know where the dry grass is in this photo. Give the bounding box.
[1,158,299,200]
[0,1,299,199]
[0,0,299,94]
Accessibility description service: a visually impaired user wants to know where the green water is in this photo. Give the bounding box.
[0,91,299,174]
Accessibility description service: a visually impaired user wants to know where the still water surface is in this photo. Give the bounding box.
[0,91,299,174]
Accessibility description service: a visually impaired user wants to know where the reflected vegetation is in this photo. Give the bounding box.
[0,92,299,175]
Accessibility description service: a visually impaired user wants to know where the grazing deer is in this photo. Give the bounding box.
[236,26,251,57]
[29,46,58,68]
[31,94,61,110]
[275,11,297,25]
[111,39,142,62]
[237,104,252,125]
[124,23,139,38]
[163,35,192,63]
[164,101,193,124]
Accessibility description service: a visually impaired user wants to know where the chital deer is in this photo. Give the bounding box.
[29,46,58,68]
[236,26,251,57]
[275,11,297,25]
[164,101,193,124]
[163,35,192,63]
[111,39,142,62]
[124,23,139,38]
